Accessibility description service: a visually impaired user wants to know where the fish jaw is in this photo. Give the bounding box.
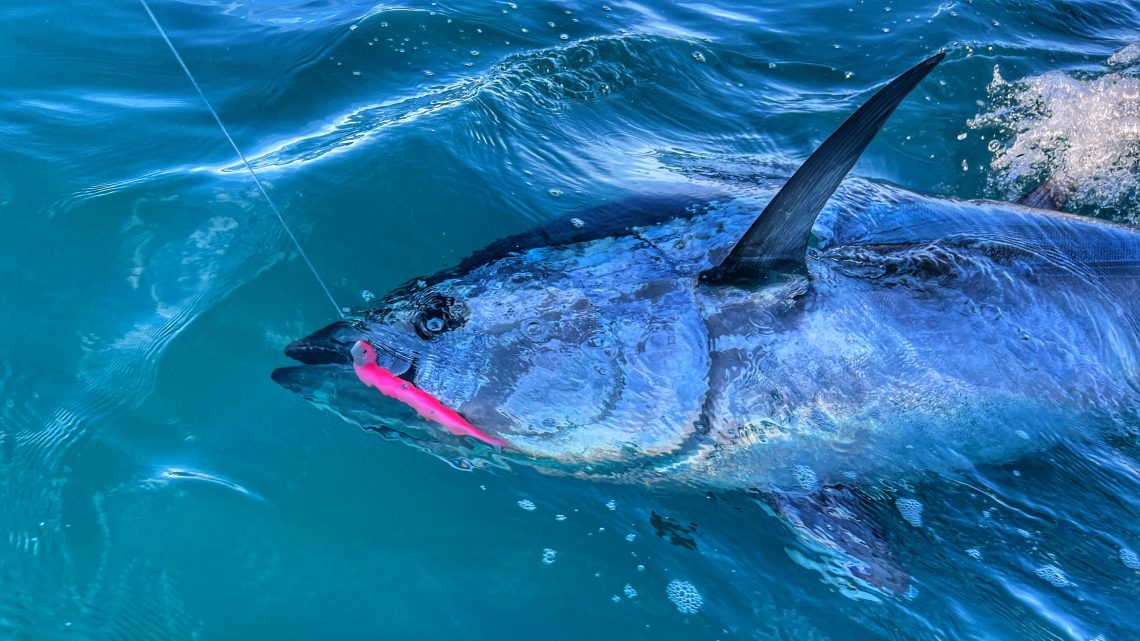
[350,340,506,449]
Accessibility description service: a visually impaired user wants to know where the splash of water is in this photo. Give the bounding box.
[970,43,1140,221]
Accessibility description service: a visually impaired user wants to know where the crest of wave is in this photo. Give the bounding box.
[969,43,1140,222]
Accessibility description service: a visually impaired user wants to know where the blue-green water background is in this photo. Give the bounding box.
[2,1,1138,639]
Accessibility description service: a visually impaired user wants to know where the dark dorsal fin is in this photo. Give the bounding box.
[702,52,946,285]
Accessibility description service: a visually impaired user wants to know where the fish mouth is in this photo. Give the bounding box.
[274,322,505,451]
[278,321,417,382]
[284,339,352,366]
[280,320,363,366]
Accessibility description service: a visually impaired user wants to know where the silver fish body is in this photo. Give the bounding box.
[274,182,1140,489]
[274,54,1138,493]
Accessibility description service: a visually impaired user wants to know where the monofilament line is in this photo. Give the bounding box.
[138,0,345,318]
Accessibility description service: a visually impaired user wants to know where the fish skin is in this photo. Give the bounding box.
[275,182,1140,488]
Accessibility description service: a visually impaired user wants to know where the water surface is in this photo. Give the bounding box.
[1,1,1138,639]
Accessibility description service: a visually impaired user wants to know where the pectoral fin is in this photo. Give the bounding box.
[757,485,911,595]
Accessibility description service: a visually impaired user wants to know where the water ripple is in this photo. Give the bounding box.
[222,34,716,173]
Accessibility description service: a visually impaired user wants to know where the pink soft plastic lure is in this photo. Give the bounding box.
[351,340,505,449]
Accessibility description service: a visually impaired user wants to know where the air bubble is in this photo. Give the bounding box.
[570,217,585,228]
[1035,564,1073,587]
[625,533,637,542]
[518,499,537,511]
[666,579,703,614]
[1120,547,1140,569]
[605,499,617,510]
[792,465,818,491]
[555,514,567,522]
[1108,43,1140,67]
[692,52,706,62]
[542,548,557,565]
[896,498,924,527]
[623,584,637,598]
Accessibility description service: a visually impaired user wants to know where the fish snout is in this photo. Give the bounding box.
[283,321,419,382]
[284,321,367,365]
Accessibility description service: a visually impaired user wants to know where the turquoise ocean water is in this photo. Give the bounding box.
[2,1,1139,639]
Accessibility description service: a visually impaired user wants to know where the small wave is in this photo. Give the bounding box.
[47,168,181,219]
[145,467,264,501]
[217,0,408,31]
[222,34,707,173]
[970,43,1140,221]
[220,77,483,172]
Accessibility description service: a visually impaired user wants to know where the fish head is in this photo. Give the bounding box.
[274,234,711,472]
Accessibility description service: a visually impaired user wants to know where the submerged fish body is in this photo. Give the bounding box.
[274,54,1140,491]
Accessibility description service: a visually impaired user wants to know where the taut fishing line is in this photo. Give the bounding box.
[138,0,345,319]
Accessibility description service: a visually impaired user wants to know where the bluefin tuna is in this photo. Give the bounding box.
[272,53,1139,591]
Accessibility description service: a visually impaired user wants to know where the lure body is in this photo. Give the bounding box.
[351,340,505,449]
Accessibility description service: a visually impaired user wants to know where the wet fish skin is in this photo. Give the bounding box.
[276,184,1140,488]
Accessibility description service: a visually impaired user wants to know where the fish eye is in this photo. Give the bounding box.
[414,308,449,339]
[412,294,465,339]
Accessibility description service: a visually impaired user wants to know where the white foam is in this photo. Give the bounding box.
[1120,547,1140,570]
[1035,564,1073,588]
[1109,43,1140,68]
[896,498,924,527]
[666,579,703,614]
[970,46,1140,220]
[792,465,819,492]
